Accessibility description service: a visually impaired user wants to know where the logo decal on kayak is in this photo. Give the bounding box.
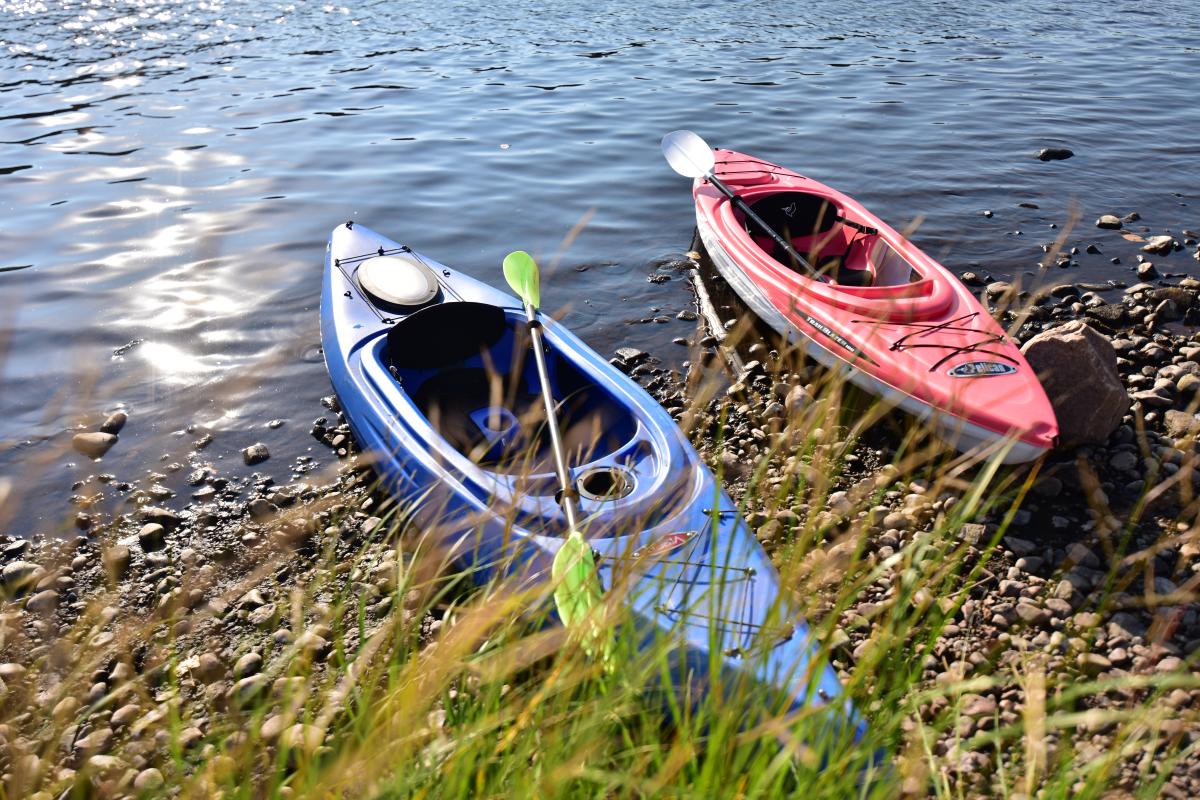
[802,314,877,366]
[782,202,797,218]
[948,361,1018,378]
[633,531,698,560]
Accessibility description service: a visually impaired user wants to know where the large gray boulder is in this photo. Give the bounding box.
[1021,321,1129,449]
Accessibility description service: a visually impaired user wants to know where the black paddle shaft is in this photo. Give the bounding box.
[707,174,816,275]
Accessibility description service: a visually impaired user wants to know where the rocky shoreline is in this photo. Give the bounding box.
[2,217,1199,797]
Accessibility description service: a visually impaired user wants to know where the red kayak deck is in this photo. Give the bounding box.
[693,148,1058,463]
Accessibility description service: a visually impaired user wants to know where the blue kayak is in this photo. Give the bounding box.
[320,221,858,737]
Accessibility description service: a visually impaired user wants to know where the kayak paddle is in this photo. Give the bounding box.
[661,129,817,275]
[502,250,612,666]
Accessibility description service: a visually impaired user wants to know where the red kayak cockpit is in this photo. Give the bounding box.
[708,148,962,321]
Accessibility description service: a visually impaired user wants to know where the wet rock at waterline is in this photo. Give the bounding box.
[99,411,127,434]
[1036,147,1074,161]
[1142,235,1176,255]
[138,523,166,551]
[242,443,270,466]
[1020,320,1129,449]
[1096,215,1123,230]
[72,431,118,459]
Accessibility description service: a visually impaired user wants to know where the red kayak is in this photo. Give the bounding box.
[663,131,1057,463]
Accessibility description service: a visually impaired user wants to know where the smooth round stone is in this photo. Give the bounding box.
[72,432,118,459]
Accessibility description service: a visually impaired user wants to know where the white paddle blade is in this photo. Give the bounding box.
[661,130,715,179]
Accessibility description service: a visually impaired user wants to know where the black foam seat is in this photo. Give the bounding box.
[387,301,508,371]
[748,192,837,242]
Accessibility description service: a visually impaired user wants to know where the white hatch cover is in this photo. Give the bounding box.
[357,254,439,307]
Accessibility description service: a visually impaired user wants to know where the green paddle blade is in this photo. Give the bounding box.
[552,529,613,667]
[502,250,541,310]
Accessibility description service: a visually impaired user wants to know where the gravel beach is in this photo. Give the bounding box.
[2,215,1199,797]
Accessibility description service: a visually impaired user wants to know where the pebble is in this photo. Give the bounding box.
[87,754,124,773]
[239,588,268,609]
[0,663,26,681]
[294,631,330,660]
[1036,147,1074,161]
[134,768,164,791]
[248,498,276,520]
[24,589,58,613]
[138,523,166,551]
[229,675,268,706]
[191,653,226,684]
[1,560,43,590]
[1015,603,1051,627]
[178,726,204,750]
[99,411,127,434]
[1163,409,1199,438]
[1065,543,1100,569]
[71,432,118,459]
[614,347,648,366]
[102,545,131,578]
[1014,556,1043,574]
[242,443,270,466]
[279,724,324,754]
[1156,656,1185,674]
[962,695,997,718]
[1142,235,1175,255]
[53,696,80,720]
[74,727,114,755]
[1108,451,1138,472]
[1004,536,1037,557]
[1096,214,1123,230]
[260,714,290,742]
[140,506,181,528]
[111,704,140,728]
[233,651,263,679]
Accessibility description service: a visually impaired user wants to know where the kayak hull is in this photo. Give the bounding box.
[692,150,1058,464]
[320,222,861,739]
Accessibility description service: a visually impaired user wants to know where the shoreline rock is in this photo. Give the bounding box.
[1020,320,1129,450]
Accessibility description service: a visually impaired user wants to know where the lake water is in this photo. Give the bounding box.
[2,0,1198,534]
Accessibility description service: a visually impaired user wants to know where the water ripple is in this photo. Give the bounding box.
[1,0,1198,530]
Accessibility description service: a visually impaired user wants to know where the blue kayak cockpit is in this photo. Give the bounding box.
[385,301,636,475]
[369,299,685,536]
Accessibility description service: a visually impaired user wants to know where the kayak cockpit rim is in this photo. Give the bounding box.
[370,301,689,525]
[727,188,924,290]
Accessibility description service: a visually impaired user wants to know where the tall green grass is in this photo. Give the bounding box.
[2,318,1197,800]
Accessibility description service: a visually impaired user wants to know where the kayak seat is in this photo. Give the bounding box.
[387,301,508,371]
[747,192,837,242]
[831,264,874,287]
[746,191,851,279]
